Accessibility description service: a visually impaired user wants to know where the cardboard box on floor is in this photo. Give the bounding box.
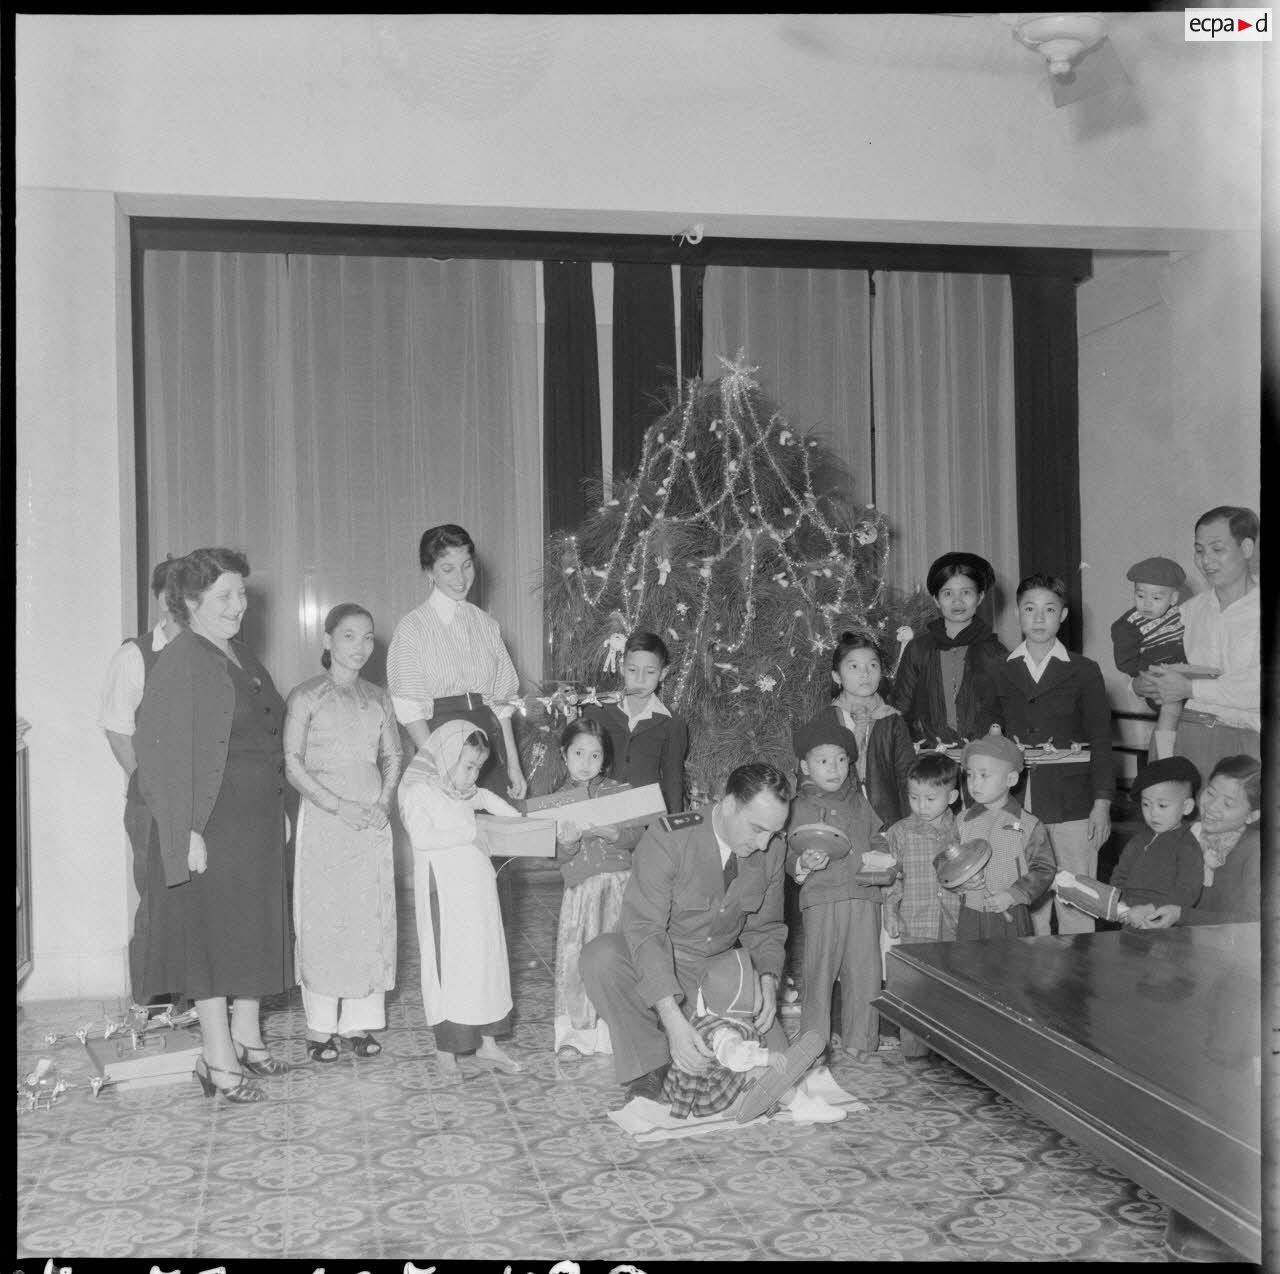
[83,1026,203,1092]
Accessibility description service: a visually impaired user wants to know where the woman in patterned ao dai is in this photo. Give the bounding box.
[284,604,403,1062]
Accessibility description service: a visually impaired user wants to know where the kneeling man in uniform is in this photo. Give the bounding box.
[581,761,799,1105]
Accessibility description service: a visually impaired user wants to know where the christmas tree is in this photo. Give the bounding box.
[524,354,934,800]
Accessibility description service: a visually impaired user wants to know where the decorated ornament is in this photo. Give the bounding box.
[891,625,914,679]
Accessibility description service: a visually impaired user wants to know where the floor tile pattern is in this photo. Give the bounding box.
[17,863,1172,1262]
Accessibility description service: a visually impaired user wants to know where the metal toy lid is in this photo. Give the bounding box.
[932,839,992,889]
[787,822,853,861]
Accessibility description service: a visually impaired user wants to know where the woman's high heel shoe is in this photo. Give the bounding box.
[234,1041,292,1076]
[194,1055,267,1103]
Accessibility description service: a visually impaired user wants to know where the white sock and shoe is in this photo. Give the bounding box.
[786,1087,847,1123]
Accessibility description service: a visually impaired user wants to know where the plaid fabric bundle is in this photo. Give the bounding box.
[661,1014,760,1119]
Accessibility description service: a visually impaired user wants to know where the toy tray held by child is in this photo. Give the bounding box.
[1020,744,1091,766]
[787,823,853,861]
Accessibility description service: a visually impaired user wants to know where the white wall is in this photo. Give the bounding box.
[17,14,1264,244]
[1077,238,1261,777]
[15,15,1264,998]
[17,189,135,998]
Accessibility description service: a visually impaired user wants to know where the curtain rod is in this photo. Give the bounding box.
[131,218,1092,281]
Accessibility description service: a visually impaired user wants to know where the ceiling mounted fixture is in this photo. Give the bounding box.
[1009,12,1108,77]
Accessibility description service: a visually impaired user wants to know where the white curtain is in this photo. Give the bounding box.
[702,267,874,504]
[142,251,543,700]
[872,272,1019,642]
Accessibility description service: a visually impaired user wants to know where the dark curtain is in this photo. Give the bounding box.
[542,261,601,533]
[612,263,677,477]
[1011,275,1082,650]
[680,263,705,384]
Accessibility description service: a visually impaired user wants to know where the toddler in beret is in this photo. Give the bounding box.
[1110,556,1188,759]
[1106,755,1204,916]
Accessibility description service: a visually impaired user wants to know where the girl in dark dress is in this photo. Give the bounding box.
[135,548,292,1103]
[889,551,1008,748]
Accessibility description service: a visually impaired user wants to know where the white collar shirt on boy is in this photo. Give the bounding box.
[1007,639,1070,683]
[625,694,671,728]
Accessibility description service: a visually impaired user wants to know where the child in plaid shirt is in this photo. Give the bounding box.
[884,752,963,1060]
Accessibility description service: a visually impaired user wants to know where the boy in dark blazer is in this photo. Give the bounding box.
[993,573,1114,935]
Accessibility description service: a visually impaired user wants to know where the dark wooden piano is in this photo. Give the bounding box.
[874,924,1262,1263]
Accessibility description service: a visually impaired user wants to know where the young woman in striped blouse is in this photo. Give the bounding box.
[387,524,527,800]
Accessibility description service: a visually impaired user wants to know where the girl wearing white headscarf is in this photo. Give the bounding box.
[397,719,525,1078]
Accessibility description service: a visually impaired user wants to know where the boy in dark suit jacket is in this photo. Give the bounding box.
[993,573,1114,935]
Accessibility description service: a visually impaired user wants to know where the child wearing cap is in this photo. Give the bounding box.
[785,715,896,1062]
[1110,557,1189,760]
[884,752,963,1060]
[659,949,843,1124]
[954,732,1056,938]
[1107,756,1204,916]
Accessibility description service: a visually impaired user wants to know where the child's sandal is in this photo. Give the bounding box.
[307,1035,341,1063]
[348,1033,382,1058]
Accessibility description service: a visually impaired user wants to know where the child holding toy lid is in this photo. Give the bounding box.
[785,715,894,1063]
[952,732,1056,939]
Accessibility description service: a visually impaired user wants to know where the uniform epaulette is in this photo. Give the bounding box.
[659,810,703,833]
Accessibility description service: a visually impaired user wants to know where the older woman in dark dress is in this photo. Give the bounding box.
[134,548,292,1102]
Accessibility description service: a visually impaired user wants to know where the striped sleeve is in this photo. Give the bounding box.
[477,609,520,700]
[387,601,520,726]
[387,606,436,726]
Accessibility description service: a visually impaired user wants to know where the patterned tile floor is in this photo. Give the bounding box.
[17,862,1173,1263]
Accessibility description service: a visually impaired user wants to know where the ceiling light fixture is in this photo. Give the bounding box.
[1010,12,1108,77]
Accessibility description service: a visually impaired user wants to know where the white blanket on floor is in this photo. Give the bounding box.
[607,1070,866,1142]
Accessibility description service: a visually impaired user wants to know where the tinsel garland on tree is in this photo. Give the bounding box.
[524,355,935,801]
